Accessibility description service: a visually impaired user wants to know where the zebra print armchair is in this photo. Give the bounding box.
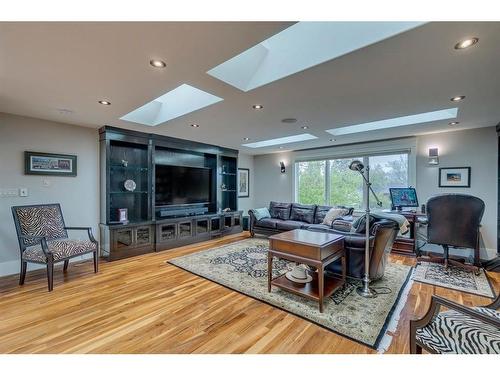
[11,203,99,291]
[410,293,500,354]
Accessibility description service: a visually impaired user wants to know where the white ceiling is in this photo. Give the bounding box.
[0,21,499,155]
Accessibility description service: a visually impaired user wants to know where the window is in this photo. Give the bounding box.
[296,160,326,204]
[369,154,408,209]
[295,152,409,210]
[329,158,363,209]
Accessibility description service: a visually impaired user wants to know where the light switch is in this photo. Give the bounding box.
[19,188,29,197]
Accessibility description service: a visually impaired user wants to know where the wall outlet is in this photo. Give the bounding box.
[42,179,51,187]
[19,188,29,197]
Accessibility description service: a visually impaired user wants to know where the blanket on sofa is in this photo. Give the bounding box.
[351,211,410,235]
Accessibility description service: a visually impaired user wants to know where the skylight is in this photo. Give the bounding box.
[242,133,318,148]
[120,84,223,126]
[207,22,424,92]
[326,108,459,136]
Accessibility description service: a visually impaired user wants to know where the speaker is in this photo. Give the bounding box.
[243,216,250,231]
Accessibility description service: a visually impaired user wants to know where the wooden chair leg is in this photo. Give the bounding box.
[93,251,99,273]
[19,261,27,285]
[63,260,69,272]
[47,259,54,292]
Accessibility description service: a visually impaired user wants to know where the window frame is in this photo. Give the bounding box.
[293,138,416,209]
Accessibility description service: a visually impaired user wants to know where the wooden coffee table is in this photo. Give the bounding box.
[268,229,346,313]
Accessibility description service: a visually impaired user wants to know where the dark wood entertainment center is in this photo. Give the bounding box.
[99,126,243,261]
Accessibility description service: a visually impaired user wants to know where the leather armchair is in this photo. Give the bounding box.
[313,219,399,280]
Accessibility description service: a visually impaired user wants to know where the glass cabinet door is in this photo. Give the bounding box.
[211,217,221,232]
[179,221,192,238]
[234,214,241,227]
[196,219,209,234]
[159,224,177,241]
[136,226,153,246]
[115,228,133,249]
[224,215,233,228]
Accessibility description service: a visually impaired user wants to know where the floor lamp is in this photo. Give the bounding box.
[348,160,383,298]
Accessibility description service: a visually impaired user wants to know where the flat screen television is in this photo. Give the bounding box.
[155,165,212,206]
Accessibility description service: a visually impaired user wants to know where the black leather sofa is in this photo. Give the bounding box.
[248,201,399,280]
[248,202,354,236]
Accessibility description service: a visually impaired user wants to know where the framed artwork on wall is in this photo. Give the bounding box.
[438,167,471,188]
[238,168,250,198]
[24,151,77,177]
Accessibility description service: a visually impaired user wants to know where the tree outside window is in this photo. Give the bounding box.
[296,153,409,209]
[296,160,326,205]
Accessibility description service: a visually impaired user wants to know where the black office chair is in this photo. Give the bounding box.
[417,194,485,274]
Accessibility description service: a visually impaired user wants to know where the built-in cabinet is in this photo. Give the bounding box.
[99,126,243,261]
[100,223,155,261]
[155,211,243,251]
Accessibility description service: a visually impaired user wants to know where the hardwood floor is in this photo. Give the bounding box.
[0,232,498,354]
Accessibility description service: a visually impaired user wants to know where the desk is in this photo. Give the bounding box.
[389,210,426,257]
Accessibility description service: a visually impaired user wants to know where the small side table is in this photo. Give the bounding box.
[268,229,346,313]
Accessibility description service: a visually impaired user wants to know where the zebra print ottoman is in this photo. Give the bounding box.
[416,307,500,354]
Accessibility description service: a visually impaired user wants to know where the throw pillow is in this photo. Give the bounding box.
[252,207,271,221]
[322,207,349,226]
[269,201,292,220]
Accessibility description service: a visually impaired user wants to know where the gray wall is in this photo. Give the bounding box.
[237,152,254,214]
[254,151,294,208]
[416,127,497,253]
[0,113,99,276]
[253,127,497,257]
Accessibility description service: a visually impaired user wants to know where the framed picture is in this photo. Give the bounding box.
[24,151,77,177]
[238,168,250,198]
[438,167,471,188]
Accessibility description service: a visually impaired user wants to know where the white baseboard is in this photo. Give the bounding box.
[0,253,93,277]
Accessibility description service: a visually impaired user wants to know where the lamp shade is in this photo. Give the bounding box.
[349,160,364,172]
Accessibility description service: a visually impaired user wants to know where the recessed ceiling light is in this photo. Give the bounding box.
[252,104,264,110]
[279,146,284,149]
[150,59,166,68]
[450,95,466,102]
[454,37,479,50]
[98,100,111,105]
[329,138,336,142]
[301,125,309,130]
[243,137,250,141]
[448,121,460,126]
[190,124,200,128]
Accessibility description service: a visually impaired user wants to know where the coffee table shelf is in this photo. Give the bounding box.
[271,272,345,301]
[268,229,346,312]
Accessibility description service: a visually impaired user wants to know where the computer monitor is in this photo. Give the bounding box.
[389,187,419,210]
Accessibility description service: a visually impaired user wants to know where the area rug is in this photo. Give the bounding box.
[412,262,495,298]
[168,238,412,349]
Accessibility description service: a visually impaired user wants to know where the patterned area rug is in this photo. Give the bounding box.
[412,262,495,298]
[168,238,412,349]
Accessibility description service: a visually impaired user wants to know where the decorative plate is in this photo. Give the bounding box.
[124,179,136,192]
